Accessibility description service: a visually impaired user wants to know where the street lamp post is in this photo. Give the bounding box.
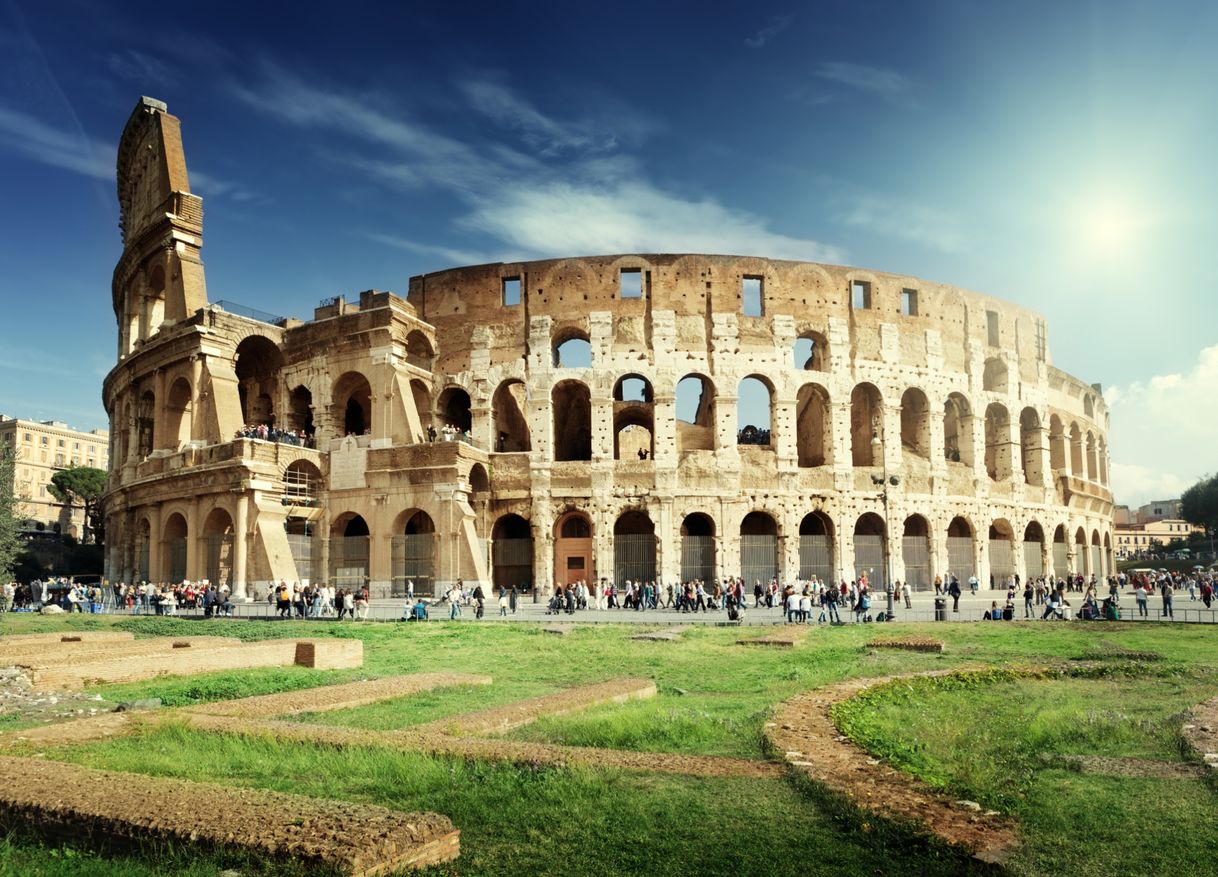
[871,420,899,620]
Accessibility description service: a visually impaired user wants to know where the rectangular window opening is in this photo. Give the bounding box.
[851,280,872,310]
[502,277,521,307]
[620,268,643,299]
[1035,318,1047,362]
[986,310,1000,346]
[742,275,764,316]
[901,288,918,317]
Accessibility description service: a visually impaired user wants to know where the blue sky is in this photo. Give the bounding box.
[1,0,1215,506]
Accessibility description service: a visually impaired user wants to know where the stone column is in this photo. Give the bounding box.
[185,498,200,581]
[189,355,202,443]
[152,368,166,451]
[233,493,249,598]
[147,506,162,583]
[657,499,678,584]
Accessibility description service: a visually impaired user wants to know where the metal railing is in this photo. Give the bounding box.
[212,300,286,326]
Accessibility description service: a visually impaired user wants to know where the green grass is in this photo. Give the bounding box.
[3,613,1218,875]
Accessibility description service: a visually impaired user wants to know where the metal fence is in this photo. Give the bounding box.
[167,538,187,583]
[1091,545,1103,578]
[493,537,533,591]
[947,536,973,580]
[681,535,715,584]
[902,536,930,590]
[137,540,149,583]
[798,535,833,583]
[614,534,656,585]
[740,535,778,585]
[1024,541,1044,579]
[286,533,315,583]
[989,539,1014,584]
[391,534,434,597]
[330,536,369,589]
[206,534,234,587]
[1053,542,1069,575]
[853,535,886,583]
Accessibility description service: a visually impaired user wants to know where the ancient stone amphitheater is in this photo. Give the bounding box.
[102,97,1113,598]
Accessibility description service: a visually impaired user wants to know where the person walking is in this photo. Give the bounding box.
[1161,579,1174,620]
[1023,581,1035,618]
[949,576,962,613]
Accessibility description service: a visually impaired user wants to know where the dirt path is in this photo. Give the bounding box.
[766,668,1019,865]
[1184,695,1218,774]
[738,628,808,647]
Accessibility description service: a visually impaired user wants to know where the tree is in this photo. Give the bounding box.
[1182,474,1218,535]
[47,465,107,544]
[0,446,19,579]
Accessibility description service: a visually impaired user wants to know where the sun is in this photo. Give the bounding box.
[1075,195,1147,255]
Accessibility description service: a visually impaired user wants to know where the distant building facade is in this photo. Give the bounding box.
[1113,518,1204,560]
[0,415,110,538]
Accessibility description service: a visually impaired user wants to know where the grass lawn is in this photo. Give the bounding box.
[1,613,1217,876]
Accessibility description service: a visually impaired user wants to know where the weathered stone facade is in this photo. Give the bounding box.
[102,98,1113,598]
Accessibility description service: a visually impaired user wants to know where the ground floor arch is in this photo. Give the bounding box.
[392,509,436,597]
[901,514,931,590]
[201,507,234,587]
[554,511,593,587]
[853,513,886,584]
[1023,521,1045,579]
[989,520,1016,586]
[680,513,716,584]
[330,512,370,589]
[740,512,779,585]
[492,514,533,593]
[162,512,188,583]
[614,510,656,585]
[946,516,975,582]
[798,511,834,582]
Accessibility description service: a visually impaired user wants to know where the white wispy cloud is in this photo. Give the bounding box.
[834,191,965,253]
[745,15,793,49]
[362,233,489,268]
[816,61,912,103]
[1105,344,1218,506]
[0,104,111,179]
[107,49,177,86]
[230,64,843,263]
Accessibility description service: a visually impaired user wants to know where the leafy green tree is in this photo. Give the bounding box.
[48,465,107,544]
[1182,474,1218,535]
[0,446,19,579]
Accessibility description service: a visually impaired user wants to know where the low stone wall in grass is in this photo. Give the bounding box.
[868,636,945,653]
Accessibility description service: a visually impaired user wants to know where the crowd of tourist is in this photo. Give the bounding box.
[235,424,315,447]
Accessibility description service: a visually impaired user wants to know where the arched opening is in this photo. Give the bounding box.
[943,393,974,465]
[288,386,315,438]
[798,511,834,582]
[793,331,828,371]
[796,383,830,467]
[989,519,1015,587]
[405,330,434,369]
[899,388,931,461]
[1085,431,1098,482]
[492,379,530,452]
[1104,531,1113,574]
[614,510,656,585]
[675,374,716,452]
[984,403,1011,481]
[492,514,532,593]
[947,516,975,581]
[1069,423,1084,475]
[680,513,716,584]
[162,512,188,583]
[235,336,283,427]
[851,383,883,466]
[740,512,779,585]
[468,463,490,496]
[333,372,372,437]
[901,515,931,590]
[164,377,193,450]
[283,460,322,505]
[1084,394,1095,418]
[737,376,773,447]
[553,330,592,368]
[1053,524,1068,576]
[614,375,654,460]
[392,510,435,597]
[1074,526,1088,576]
[410,379,433,441]
[1048,414,1066,473]
[554,511,593,586]
[136,390,155,458]
[330,512,370,590]
[202,507,234,588]
[853,513,887,584]
[438,386,472,434]
[1020,408,1043,485]
[982,357,1008,394]
[1023,521,1045,579]
[552,380,592,461]
[1091,529,1103,578]
[141,264,166,340]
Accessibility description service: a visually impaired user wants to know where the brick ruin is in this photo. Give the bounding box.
[102,97,1113,600]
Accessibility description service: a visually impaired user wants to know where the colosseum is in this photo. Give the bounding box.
[102,97,1114,599]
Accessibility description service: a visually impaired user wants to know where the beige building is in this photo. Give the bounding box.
[1114,519,1204,560]
[102,97,1114,596]
[0,415,110,538]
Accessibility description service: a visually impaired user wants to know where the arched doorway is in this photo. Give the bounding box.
[492,380,531,452]
[853,512,886,584]
[438,387,472,434]
[1023,521,1045,579]
[796,383,830,467]
[984,404,1011,481]
[1074,527,1088,576]
[552,381,592,461]
[798,511,834,583]
[203,508,234,587]
[554,512,593,587]
[235,336,283,427]
[675,374,716,452]
[989,520,1015,587]
[330,513,370,590]
[947,516,975,582]
[851,384,883,466]
[392,510,435,597]
[288,385,315,439]
[1020,408,1043,485]
[943,393,974,466]
[1053,525,1069,576]
[162,512,188,583]
[614,510,656,586]
[680,513,716,584]
[740,512,779,585]
[492,514,533,593]
[736,376,774,448]
[164,377,192,450]
[333,372,372,437]
[901,515,931,590]
[900,389,931,462]
[1091,530,1103,578]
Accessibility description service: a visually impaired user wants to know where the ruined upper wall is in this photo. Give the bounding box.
[116,97,193,248]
